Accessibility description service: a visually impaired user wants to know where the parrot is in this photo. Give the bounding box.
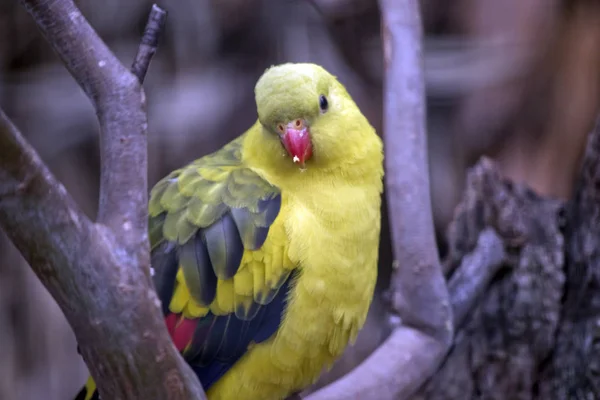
[76,62,383,400]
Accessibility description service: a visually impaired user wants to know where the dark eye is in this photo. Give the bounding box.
[319,95,328,112]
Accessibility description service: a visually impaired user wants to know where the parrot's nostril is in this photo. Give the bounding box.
[294,119,302,128]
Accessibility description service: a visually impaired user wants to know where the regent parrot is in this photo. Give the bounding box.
[76,63,383,400]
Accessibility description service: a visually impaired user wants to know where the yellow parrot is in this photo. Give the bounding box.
[77,62,383,400]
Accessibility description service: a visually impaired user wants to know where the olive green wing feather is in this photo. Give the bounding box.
[148,135,288,319]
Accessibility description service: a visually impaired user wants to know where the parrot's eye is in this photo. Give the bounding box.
[319,95,329,113]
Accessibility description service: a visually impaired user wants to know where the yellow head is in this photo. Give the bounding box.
[253,63,380,173]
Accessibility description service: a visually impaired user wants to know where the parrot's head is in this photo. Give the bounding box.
[254,63,377,171]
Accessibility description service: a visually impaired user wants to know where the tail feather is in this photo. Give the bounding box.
[74,376,99,400]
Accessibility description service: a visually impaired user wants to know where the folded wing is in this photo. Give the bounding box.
[148,136,296,390]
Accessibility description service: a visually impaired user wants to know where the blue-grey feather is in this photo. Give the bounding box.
[203,212,244,280]
[179,232,217,306]
[188,272,295,390]
[151,240,179,315]
[259,193,282,227]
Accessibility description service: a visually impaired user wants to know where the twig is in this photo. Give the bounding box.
[448,228,506,329]
[0,2,207,399]
[131,5,167,84]
[305,1,453,399]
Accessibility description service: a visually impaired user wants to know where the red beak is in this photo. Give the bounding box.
[281,121,313,167]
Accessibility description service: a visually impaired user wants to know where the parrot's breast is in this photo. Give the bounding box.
[207,184,381,400]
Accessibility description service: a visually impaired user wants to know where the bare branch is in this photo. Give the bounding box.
[19,0,148,244]
[448,228,505,329]
[306,1,452,399]
[0,107,205,400]
[378,0,452,341]
[0,108,93,305]
[0,2,207,399]
[131,5,167,84]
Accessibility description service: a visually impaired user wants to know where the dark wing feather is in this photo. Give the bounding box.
[149,136,282,306]
[178,231,217,306]
[203,212,244,280]
[151,241,179,315]
[189,272,295,390]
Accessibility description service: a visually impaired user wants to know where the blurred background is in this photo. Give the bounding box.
[0,0,599,399]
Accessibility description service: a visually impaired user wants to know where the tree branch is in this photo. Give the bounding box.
[379,0,452,341]
[305,1,453,399]
[448,228,506,329]
[0,2,206,399]
[19,0,147,244]
[131,5,167,84]
[0,108,93,305]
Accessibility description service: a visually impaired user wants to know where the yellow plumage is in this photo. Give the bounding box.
[170,158,381,399]
[206,169,382,399]
[78,63,383,400]
[190,64,382,399]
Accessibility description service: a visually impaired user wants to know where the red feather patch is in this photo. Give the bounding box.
[165,313,198,352]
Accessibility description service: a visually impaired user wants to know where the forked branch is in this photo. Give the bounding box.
[0,1,206,399]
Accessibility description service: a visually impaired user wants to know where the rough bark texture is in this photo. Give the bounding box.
[538,115,600,399]
[414,117,600,399]
[415,158,565,399]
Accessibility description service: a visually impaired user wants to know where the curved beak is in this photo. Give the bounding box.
[280,119,313,168]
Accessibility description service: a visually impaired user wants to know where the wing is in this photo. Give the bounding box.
[148,135,296,390]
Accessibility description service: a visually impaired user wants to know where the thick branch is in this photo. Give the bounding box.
[0,2,207,399]
[306,1,452,399]
[0,106,204,400]
[0,109,94,305]
[19,0,148,243]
